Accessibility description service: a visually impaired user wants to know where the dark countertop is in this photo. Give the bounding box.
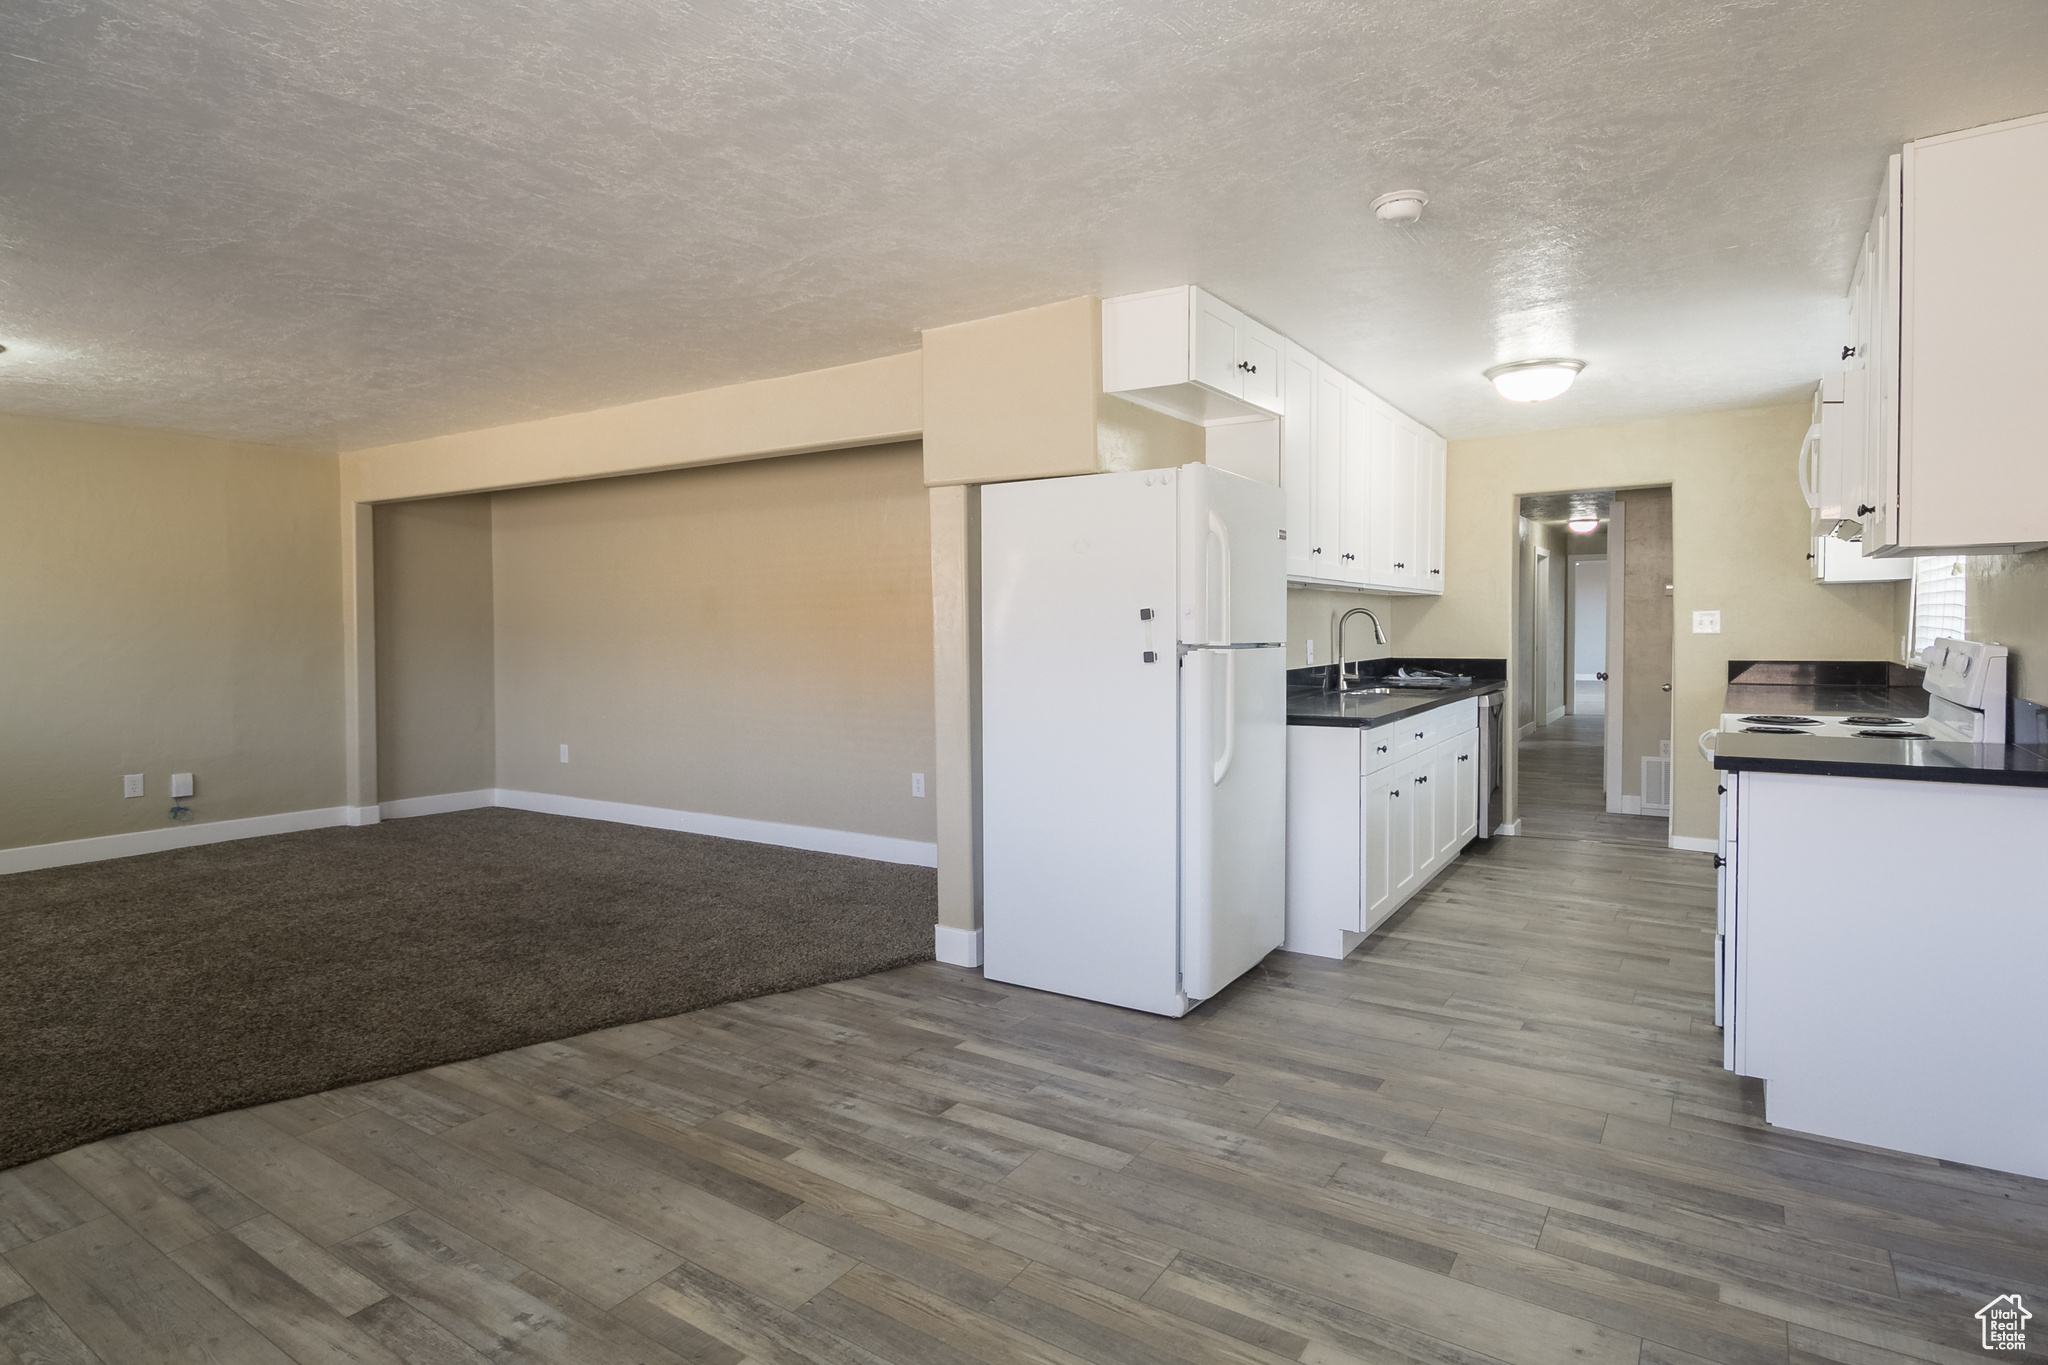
[1288,679,1504,729]
[1713,731,2048,788]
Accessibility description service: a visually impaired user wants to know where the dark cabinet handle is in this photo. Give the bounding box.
[1458,754,1469,761]
[1662,683,1672,692]
[1312,546,1322,555]
[1143,651,1158,663]
[1414,731,1425,739]
[1394,562,1405,569]
[1376,745,1389,753]
[1806,553,1816,560]
[1842,345,1856,360]
[1431,568,1441,574]
[1237,360,1258,374]
[1390,789,1401,799]
[1415,775,1428,785]
[1857,504,1876,517]
[1341,553,1355,561]
[1713,854,1726,868]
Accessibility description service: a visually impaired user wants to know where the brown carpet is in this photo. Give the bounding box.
[0,807,936,1170]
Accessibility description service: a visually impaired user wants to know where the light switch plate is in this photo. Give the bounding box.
[170,772,194,798]
[1692,610,1722,634]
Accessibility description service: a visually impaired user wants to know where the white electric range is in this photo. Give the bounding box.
[1714,638,2008,744]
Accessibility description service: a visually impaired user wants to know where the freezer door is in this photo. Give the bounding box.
[1177,463,1287,646]
[981,470,1185,1015]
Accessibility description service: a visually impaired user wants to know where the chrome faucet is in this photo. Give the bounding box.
[1332,607,1388,692]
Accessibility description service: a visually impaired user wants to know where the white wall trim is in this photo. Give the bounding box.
[3,790,939,877]
[0,807,350,876]
[1669,834,1718,854]
[380,789,497,820]
[493,789,939,867]
[1619,794,1643,816]
[1517,721,1538,739]
[1492,821,1522,836]
[1544,705,1567,725]
[934,924,984,967]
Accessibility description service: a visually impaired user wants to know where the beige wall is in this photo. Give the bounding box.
[1399,403,1897,843]
[1097,395,1205,475]
[1616,488,1675,800]
[923,298,1102,487]
[1287,588,1400,672]
[373,495,496,802]
[488,443,936,842]
[0,414,344,849]
[1967,552,2048,706]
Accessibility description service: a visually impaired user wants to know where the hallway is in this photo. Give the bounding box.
[1515,709,1668,846]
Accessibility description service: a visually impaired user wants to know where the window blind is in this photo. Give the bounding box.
[1911,556,1968,656]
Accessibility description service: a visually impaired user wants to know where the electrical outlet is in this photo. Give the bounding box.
[1692,610,1722,634]
[123,773,144,798]
[169,772,194,798]
[911,772,926,798]
[1306,639,1315,665]
[559,744,570,763]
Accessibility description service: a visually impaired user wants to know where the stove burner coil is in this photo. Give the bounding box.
[1739,715,1820,725]
[1844,716,1911,726]
[1856,729,1932,739]
[1742,725,1809,734]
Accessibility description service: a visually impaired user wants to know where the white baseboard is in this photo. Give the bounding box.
[1642,803,1672,818]
[934,924,983,967]
[493,789,938,868]
[1669,834,1717,853]
[1517,721,1538,739]
[1545,705,1567,724]
[1492,821,1521,836]
[380,789,496,819]
[0,806,350,876]
[3,787,937,876]
[1619,794,1642,815]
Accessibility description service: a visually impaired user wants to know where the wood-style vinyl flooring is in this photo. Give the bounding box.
[5,715,2045,1365]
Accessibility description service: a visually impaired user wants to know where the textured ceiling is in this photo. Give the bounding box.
[3,1,2046,451]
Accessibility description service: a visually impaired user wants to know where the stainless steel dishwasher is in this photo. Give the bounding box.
[1475,690,1505,840]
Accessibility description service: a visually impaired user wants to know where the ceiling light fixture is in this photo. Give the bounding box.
[1371,190,1428,223]
[1567,518,1599,534]
[1484,358,1585,402]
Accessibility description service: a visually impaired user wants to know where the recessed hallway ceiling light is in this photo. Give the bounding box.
[1370,190,1428,222]
[1568,518,1599,534]
[1485,358,1586,402]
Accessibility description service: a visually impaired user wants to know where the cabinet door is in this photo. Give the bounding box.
[1454,735,1479,846]
[1423,431,1447,592]
[1380,417,1422,589]
[1432,741,1459,865]
[1240,320,1284,413]
[1339,380,1373,584]
[1280,345,1319,578]
[1363,773,1394,928]
[1192,291,1245,399]
[1863,155,1903,550]
[1311,365,1344,575]
[1396,758,1430,902]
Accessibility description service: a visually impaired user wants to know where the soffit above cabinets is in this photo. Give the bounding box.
[2,0,2046,449]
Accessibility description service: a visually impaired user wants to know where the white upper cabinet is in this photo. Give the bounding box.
[1103,286,1286,424]
[1842,115,2048,556]
[1103,284,1446,595]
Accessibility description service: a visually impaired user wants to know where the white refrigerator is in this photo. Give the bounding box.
[981,463,1287,1017]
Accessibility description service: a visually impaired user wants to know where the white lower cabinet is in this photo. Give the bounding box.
[1285,697,1481,959]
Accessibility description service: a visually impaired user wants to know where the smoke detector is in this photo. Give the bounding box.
[1371,191,1429,223]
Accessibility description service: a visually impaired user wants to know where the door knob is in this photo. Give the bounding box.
[1662,683,1672,692]
[1596,671,1608,681]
